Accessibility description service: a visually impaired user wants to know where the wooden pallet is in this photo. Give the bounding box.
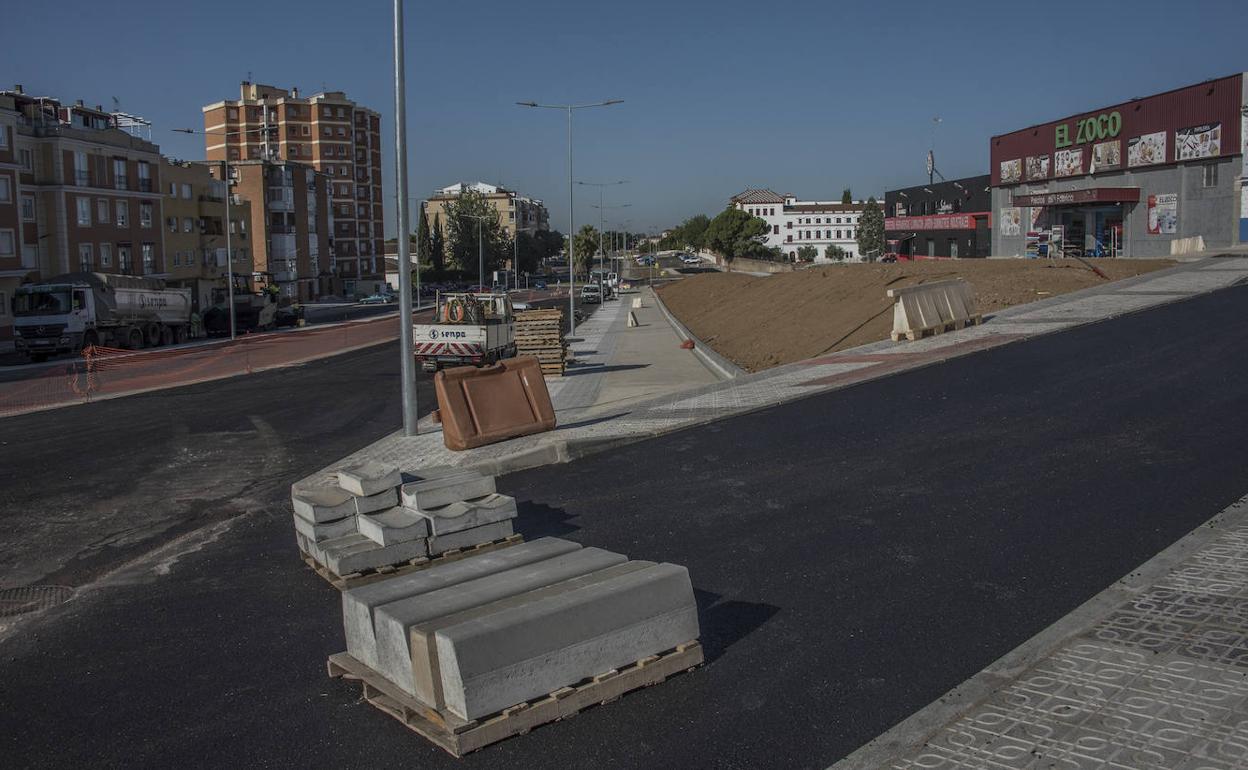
[891,314,983,342]
[327,640,703,756]
[300,534,525,591]
[515,309,567,378]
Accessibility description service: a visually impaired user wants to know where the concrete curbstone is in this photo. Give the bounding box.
[417,494,518,536]
[336,460,402,497]
[401,471,496,511]
[427,520,515,556]
[356,506,430,546]
[409,561,654,709]
[322,533,429,577]
[342,537,584,670]
[292,512,357,544]
[292,486,356,524]
[434,562,700,720]
[353,487,399,516]
[372,548,630,698]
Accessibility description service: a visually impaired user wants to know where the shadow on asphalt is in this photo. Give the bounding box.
[514,501,581,540]
[694,588,781,663]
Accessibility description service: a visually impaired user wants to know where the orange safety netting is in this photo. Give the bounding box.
[0,315,404,418]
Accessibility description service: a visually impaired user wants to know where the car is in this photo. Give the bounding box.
[533,280,547,290]
[579,285,602,304]
[359,293,395,304]
[681,254,700,265]
[880,253,899,264]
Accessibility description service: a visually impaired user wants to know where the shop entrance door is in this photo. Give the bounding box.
[1093,207,1123,257]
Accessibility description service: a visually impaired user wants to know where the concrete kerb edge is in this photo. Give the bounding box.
[649,286,745,381]
[830,490,1248,770]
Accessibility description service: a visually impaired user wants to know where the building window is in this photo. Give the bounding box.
[118,245,131,272]
[19,148,33,171]
[137,162,151,192]
[0,229,14,256]
[181,183,192,200]
[74,150,89,186]
[1203,163,1218,188]
[21,195,35,221]
[169,181,177,196]
[228,108,238,120]
[113,158,128,190]
[183,217,193,233]
[95,199,108,224]
[116,201,129,227]
[77,197,91,226]
[322,126,332,136]
[79,243,93,271]
[141,243,155,274]
[99,243,112,267]
[0,126,7,149]
[166,216,177,233]
[140,202,153,228]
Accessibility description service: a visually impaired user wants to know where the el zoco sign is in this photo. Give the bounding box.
[1055,111,1122,149]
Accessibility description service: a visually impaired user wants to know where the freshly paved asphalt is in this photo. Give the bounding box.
[3,285,1248,768]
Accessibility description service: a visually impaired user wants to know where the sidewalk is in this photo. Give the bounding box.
[296,256,1248,490]
[839,490,1248,770]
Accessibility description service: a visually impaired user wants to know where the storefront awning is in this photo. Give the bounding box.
[1011,188,1140,206]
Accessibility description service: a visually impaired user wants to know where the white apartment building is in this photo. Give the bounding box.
[729,188,879,262]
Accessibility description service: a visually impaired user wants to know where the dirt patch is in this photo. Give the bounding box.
[657,259,1176,372]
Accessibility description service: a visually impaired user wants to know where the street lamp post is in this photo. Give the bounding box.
[516,99,622,336]
[577,180,627,278]
[590,201,631,281]
[393,0,418,435]
[462,213,490,290]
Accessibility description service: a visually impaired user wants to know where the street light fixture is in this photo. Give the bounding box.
[577,180,627,276]
[516,99,623,336]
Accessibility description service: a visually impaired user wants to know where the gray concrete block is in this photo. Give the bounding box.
[292,512,357,544]
[373,547,629,698]
[410,562,652,708]
[419,493,518,536]
[354,487,398,516]
[435,562,700,720]
[401,471,496,511]
[336,460,402,497]
[321,533,429,578]
[357,506,429,546]
[292,486,356,524]
[427,520,514,556]
[342,537,583,670]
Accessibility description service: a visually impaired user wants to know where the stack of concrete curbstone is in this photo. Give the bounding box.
[293,462,519,580]
[339,536,701,724]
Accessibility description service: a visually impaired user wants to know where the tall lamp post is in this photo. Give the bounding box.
[576,180,627,276]
[462,213,490,290]
[516,99,622,336]
[393,0,417,435]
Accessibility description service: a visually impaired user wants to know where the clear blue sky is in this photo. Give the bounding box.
[4,0,1246,236]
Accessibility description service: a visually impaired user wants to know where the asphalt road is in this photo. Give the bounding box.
[3,286,1248,767]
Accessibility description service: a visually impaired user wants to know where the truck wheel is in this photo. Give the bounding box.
[159,326,174,347]
[145,323,161,348]
[173,326,188,344]
[81,331,99,352]
[124,327,144,350]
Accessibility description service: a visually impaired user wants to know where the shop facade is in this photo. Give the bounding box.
[884,175,992,258]
[991,73,1246,258]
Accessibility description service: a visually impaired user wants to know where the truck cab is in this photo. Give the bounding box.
[12,283,95,360]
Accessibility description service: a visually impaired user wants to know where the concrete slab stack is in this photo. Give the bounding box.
[292,464,521,583]
[334,535,703,748]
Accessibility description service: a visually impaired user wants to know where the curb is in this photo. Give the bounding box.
[649,287,746,381]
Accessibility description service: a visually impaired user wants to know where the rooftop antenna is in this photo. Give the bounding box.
[928,116,942,184]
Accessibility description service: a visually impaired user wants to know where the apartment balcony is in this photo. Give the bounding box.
[273,270,297,283]
[270,234,297,259]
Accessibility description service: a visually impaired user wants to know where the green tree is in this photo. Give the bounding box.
[415,206,432,267]
[856,197,885,260]
[570,224,599,276]
[824,244,847,261]
[841,189,853,205]
[443,189,508,276]
[703,207,772,264]
[797,245,819,262]
[659,214,711,251]
[429,214,446,272]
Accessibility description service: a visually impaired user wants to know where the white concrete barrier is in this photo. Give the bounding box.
[887,279,981,341]
[631,297,643,309]
[1170,235,1206,256]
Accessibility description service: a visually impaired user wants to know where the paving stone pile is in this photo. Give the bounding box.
[292,461,517,578]
[341,536,700,721]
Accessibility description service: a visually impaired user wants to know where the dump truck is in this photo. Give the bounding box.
[11,272,192,361]
[412,293,516,372]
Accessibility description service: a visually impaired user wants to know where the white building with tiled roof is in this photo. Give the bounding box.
[729,188,880,262]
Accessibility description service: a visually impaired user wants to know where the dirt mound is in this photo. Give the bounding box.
[657,259,1175,372]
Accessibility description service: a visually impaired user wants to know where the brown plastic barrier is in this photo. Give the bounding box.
[434,356,557,451]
